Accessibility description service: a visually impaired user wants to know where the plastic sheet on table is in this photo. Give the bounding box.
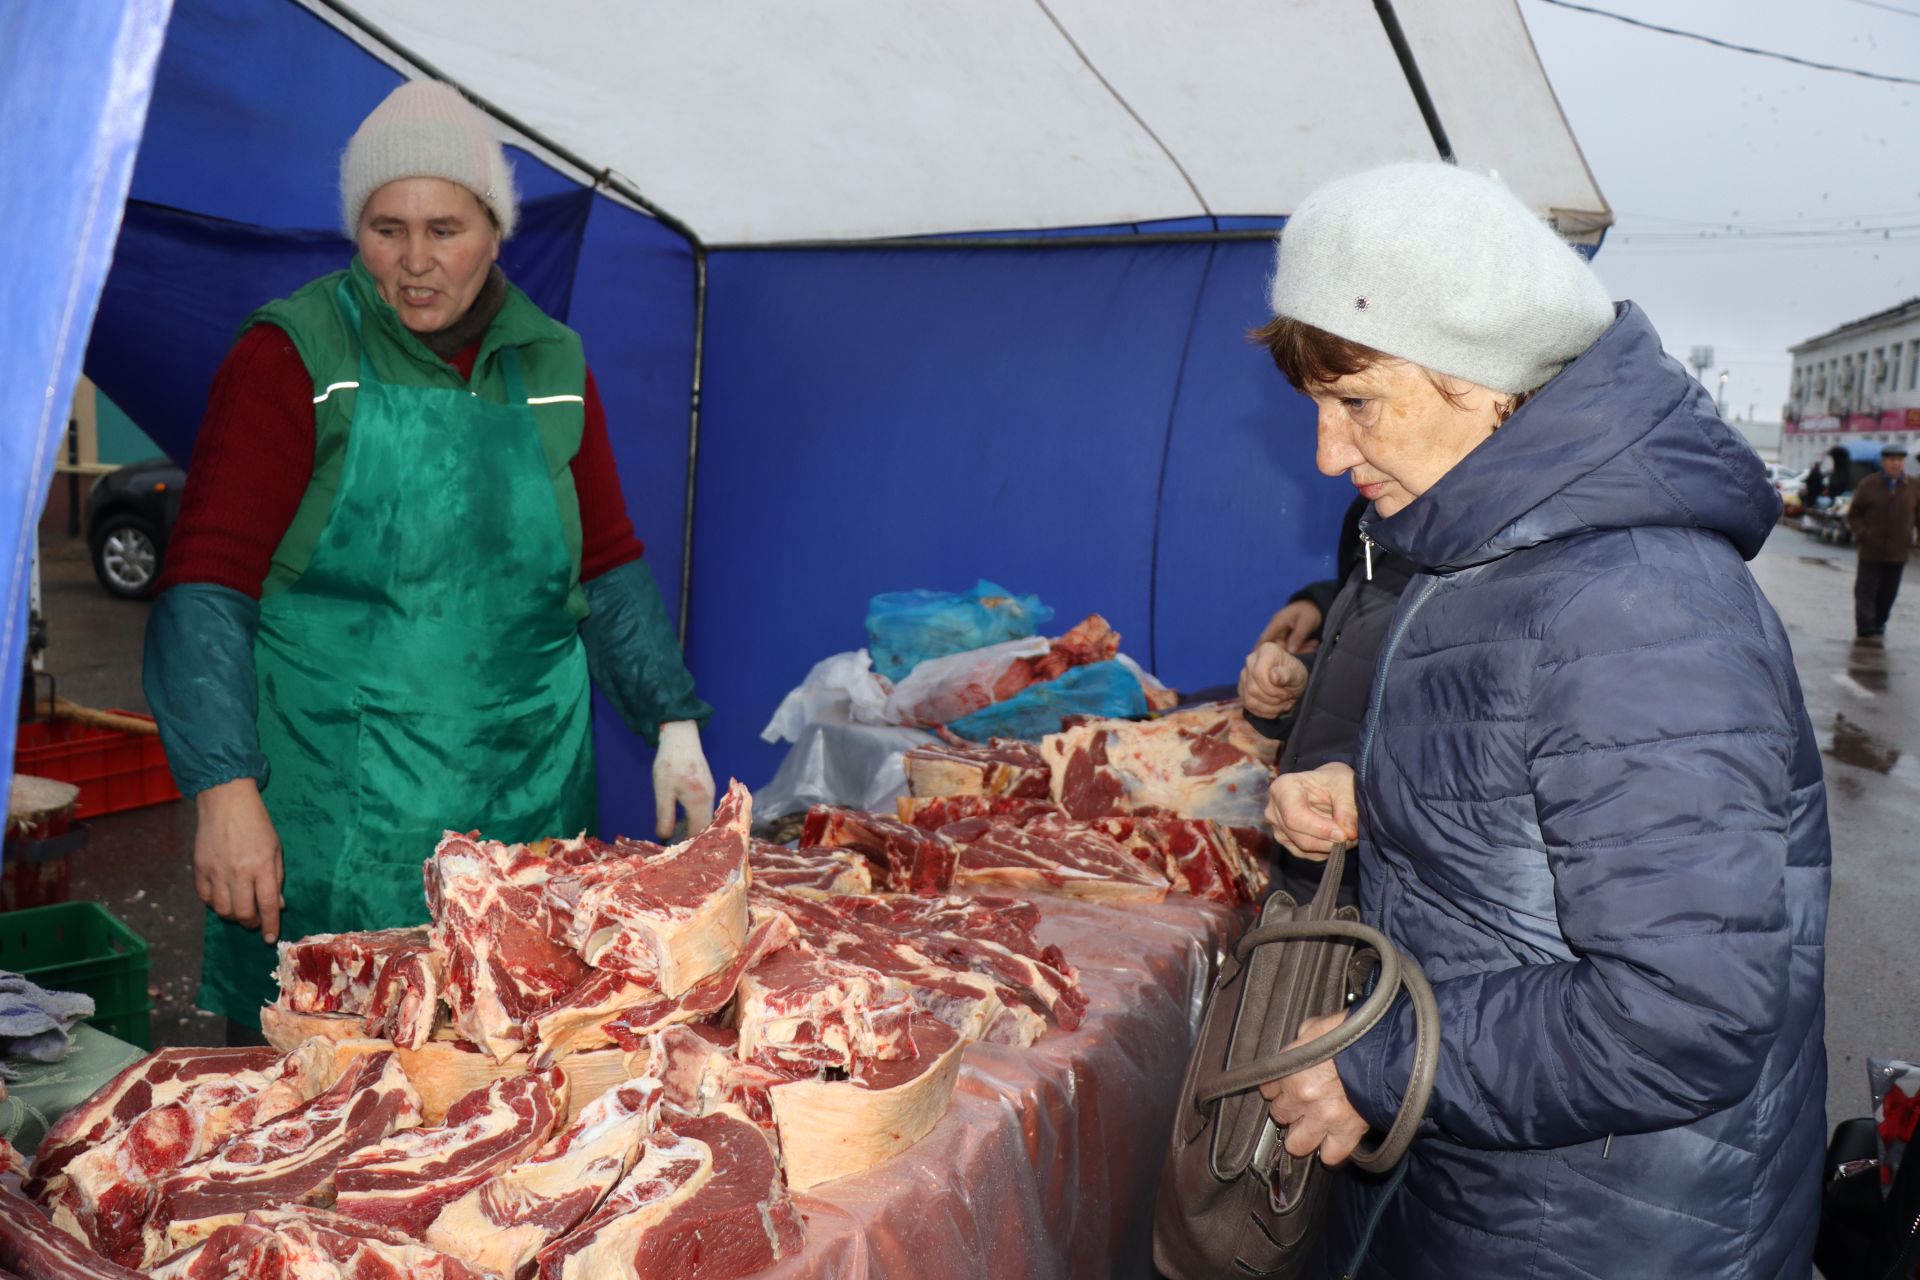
[764,894,1239,1279]
[753,712,938,822]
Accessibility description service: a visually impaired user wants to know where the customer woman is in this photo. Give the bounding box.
[1255,163,1829,1278]
[145,82,714,1034]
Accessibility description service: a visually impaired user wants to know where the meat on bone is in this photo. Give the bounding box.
[427,834,591,1061]
[798,806,958,893]
[145,1049,422,1263]
[552,908,797,1064]
[733,938,918,1074]
[532,1111,804,1280]
[895,793,1058,830]
[273,928,444,1051]
[25,1047,282,1204]
[903,737,1053,800]
[1092,814,1269,905]
[1043,711,1275,827]
[151,1206,495,1280]
[0,1185,149,1279]
[49,1041,333,1267]
[331,1067,568,1239]
[745,839,873,896]
[543,781,752,997]
[942,813,1171,901]
[424,1077,662,1280]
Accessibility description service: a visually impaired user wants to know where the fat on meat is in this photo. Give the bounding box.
[145,1050,421,1264]
[151,1206,494,1280]
[424,1077,661,1280]
[733,938,919,1074]
[944,813,1171,901]
[902,738,1052,799]
[274,928,444,1051]
[331,1067,568,1239]
[1043,712,1275,826]
[543,782,752,997]
[0,1185,147,1279]
[745,839,873,896]
[797,806,958,893]
[895,793,1058,830]
[532,1112,804,1280]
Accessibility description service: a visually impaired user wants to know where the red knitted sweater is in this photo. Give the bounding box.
[160,323,647,597]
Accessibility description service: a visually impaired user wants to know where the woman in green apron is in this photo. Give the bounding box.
[144,82,713,1040]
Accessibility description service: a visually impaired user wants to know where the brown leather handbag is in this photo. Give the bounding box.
[1153,843,1440,1279]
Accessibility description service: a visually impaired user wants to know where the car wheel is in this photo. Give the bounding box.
[91,513,162,600]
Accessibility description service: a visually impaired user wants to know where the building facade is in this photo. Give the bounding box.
[1782,297,1920,470]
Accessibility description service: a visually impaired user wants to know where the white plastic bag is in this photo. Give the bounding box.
[882,636,1051,727]
[760,649,894,744]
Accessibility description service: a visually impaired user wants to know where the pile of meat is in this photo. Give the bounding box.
[801,703,1275,907]
[6,1030,804,1279]
[1,781,1095,1279]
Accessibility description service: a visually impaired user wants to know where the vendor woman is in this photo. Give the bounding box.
[145,82,714,1038]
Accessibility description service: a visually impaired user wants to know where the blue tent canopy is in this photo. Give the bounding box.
[14,0,1612,840]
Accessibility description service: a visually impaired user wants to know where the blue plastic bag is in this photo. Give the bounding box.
[946,659,1147,741]
[866,580,1053,682]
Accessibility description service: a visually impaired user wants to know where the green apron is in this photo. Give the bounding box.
[200,283,597,1026]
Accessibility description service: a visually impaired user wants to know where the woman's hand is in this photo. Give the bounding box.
[193,778,285,943]
[1259,600,1324,654]
[1239,642,1310,719]
[653,720,717,839]
[1259,1012,1371,1165]
[1266,762,1358,858]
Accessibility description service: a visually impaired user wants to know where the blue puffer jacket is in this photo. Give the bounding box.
[1322,304,1830,1278]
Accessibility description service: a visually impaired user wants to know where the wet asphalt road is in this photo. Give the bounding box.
[25,525,1920,1125]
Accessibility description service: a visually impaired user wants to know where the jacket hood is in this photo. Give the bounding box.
[1366,303,1781,571]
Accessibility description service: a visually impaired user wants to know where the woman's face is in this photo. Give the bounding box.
[1308,360,1506,517]
[356,178,501,333]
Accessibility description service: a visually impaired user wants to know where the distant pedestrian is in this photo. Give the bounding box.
[1848,441,1918,643]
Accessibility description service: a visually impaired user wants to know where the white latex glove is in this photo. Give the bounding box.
[1238,642,1309,719]
[653,720,717,839]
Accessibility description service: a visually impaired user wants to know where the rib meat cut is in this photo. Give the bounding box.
[0,1185,147,1279]
[1043,710,1275,827]
[332,1067,568,1239]
[151,1206,495,1280]
[903,738,1051,799]
[895,793,1057,830]
[942,813,1170,901]
[798,806,957,893]
[274,928,443,1050]
[746,839,873,896]
[733,940,917,1074]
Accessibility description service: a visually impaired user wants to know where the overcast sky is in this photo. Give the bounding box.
[1518,0,1920,423]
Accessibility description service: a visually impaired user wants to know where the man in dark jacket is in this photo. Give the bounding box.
[1255,162,1827,1279]
[1848,441,1918,642]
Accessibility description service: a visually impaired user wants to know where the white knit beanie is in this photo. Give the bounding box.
[1269,162,1614,394]
[340,81,518,239]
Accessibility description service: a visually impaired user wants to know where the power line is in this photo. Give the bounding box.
[1529,0,1920,85]
[1843,0,1920,19]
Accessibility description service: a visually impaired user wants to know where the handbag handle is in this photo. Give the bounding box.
[1191,845,1441,1173]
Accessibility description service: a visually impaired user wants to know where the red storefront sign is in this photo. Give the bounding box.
[1786,409,1920,434]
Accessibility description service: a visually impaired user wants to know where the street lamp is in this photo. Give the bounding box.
[1716,370,1729,416]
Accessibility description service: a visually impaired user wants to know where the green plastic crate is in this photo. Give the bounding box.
[0,903,150,1048]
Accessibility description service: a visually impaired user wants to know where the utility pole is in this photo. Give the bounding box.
[1716,370,1729,417]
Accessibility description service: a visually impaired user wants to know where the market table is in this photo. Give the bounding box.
[768,892,1240,1280]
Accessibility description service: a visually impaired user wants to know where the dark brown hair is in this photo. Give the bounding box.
[1248,314,1530,424]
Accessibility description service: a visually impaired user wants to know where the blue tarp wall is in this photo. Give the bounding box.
[78,0,1347,839]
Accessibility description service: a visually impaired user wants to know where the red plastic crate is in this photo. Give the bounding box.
[14,714,180,818]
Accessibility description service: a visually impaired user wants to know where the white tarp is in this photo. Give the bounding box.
[305,0,1607,243]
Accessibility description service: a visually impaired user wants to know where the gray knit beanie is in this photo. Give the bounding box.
[1269,162,1614,394]
[340,81,518,239]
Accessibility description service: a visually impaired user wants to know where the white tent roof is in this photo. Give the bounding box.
[307,0,1608,244]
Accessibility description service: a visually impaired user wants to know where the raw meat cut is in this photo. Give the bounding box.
[273,928,443,1051]
[1043,710,1276,826]
[424,1077,661,1280]
[903,738,1051,799]
[428,833,591,1061]
[531,908,796,1064]
[533,1111,804,1280]
[332,1068,567,1239]
[258,1015,633,1130]
[152,1206,493,1280]
[991,614,1121,701]
[543,782,751,997]
[829,892,1088,1032]
[746,839,873,895]
[621,1026,792,1133]
[733,939,917,1074]
[765,1012,966,1191]
[49,1041,332,1266]
[748,887,1020,1045]
[0,1185,147,1279]
[895,793,1057,830]
[798,806,958,893]
[1092,815,1269,906]
[26,1047,282,1203]
[146,1049,422,1261]
[943,813,1170,901]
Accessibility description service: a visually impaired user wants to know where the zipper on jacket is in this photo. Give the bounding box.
[1361,531,1376,581]
[1357,572,1441,791]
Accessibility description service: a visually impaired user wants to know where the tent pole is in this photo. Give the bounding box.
[1372,0,1455,162]
[711,228,1281,252]
[678,250,707,649]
